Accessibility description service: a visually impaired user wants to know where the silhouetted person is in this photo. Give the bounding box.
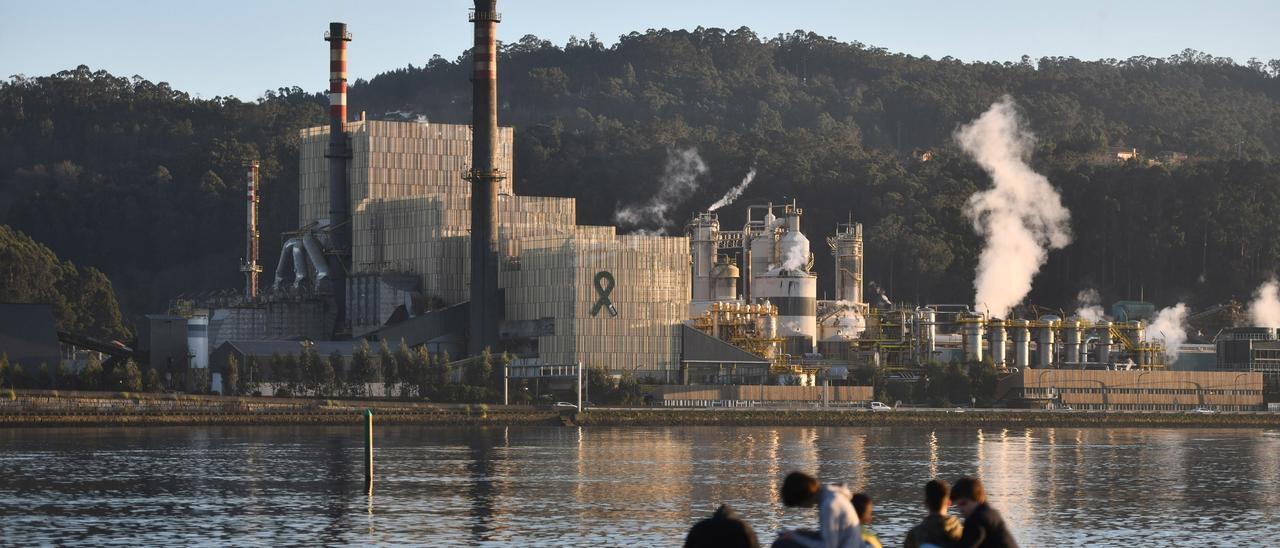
[774,471,863,548]
[904,479,963,548]
[951,477,1018,548]
[850,493,881,548]
[685,504,760,548]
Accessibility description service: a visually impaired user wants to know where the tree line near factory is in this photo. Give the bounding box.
[1,28,1279,338]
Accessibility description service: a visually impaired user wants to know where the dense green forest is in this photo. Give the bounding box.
[0,225,128,339]
[2,28,1279,333]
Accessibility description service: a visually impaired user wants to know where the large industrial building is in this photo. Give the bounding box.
[145,1,1266,411]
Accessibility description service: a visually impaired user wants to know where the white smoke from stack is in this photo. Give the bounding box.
[1248,278,1280,328]
[956,96,1072,319]
[708,167,757,212]
[1146,303,1189,361]
[1074,288,1106,322]
[614,147,707,234]
[780,232,809,271]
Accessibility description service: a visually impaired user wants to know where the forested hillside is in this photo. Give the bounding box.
[0,225,128,340]
[2,28,1279,329]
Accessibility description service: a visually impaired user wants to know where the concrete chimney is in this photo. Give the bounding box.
[324,22,352,333]
[239,161,262,300]
[467,0,504,356]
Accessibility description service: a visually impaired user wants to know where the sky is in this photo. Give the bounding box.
[1,0,1275,100]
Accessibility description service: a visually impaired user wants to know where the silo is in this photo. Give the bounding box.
[1010,319,1030,369]
[1097,321,1113,366]
[988,320,1007,367]
[1063,319,1082,366]
[961,316,985,362]
[1036,318,1057,368]
[709,255,739,301]
[755,272,817,355]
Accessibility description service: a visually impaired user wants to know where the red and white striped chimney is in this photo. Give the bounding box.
[324,22,352,333]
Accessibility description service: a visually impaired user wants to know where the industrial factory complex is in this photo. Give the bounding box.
[82,1,1268,411]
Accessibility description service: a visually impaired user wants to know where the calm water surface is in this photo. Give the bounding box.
[1,425,1277,546]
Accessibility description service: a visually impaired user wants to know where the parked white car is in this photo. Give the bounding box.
[869,401,892,412]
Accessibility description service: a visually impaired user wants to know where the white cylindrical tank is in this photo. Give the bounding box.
[1011,319,1030,369]
[1097,321,1113,366]
[920,308,937,355]
[1063,319,1082,366]
[187,315,209,370]
[710,256,739,301]
[962,318,985,362]
[821,310,864,341]
[754,272,817,354]
[989,320,1008,367]
[1036,320,1057,368]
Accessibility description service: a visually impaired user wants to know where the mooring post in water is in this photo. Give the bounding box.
[364,408,374,482]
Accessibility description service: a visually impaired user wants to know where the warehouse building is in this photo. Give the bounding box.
[998,369,1264,411]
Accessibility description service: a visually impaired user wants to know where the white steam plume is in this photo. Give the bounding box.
[1074,288,1106,322]
[1146,303,1189,362]
[956,96,1072,318]
[707,167,757,212]
[614,147,708,234]
[1248,278,1280,328]
[780,232,810,271]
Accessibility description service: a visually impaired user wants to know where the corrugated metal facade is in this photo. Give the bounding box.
[297,120,689,373]
[502,230,690,374]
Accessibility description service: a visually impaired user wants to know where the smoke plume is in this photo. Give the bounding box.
[780,232,810,271]
[1248,278,1280,328]
[956,96,1072,318]
[1074,288,1106,322]
[614,147,707,234]
[1146,303,1189,361]
[708,167,757,212]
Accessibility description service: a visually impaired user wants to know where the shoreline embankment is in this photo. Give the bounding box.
[2,390,1278,428]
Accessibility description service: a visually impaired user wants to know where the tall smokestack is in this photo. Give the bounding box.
[467,1,504,356]
[325,22,351,333]
[240,161,262,300]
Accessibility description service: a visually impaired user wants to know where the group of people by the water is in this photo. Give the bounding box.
[684,473,1017,548]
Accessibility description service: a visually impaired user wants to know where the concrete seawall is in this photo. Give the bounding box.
[2,391,1278,428]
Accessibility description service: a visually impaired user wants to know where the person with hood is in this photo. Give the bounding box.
[904,479,963,548]
[685,504,760,548]
[951,477,1018,548]
[775,471,864,548]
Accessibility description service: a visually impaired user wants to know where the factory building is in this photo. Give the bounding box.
[998,369,1264,411]
[208,2,693,379]
[1216,327,1280,375]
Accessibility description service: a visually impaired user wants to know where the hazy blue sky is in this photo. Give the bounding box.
[2,0,1275,100]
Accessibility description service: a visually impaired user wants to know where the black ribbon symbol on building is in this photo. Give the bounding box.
[591,271,618,317]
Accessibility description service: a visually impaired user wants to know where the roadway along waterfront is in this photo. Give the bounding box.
[3,390,1279,428]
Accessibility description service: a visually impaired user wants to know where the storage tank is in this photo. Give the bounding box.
[988,320,1007,367]
[961,316,985,362]
[755,272,817,355]
[1097,321,1113,366]
[187,315,209,370]
[1036,319,1057,368]
[709,255,739,301]
[1063,319,1082,366]
[1010,319,1030,369]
